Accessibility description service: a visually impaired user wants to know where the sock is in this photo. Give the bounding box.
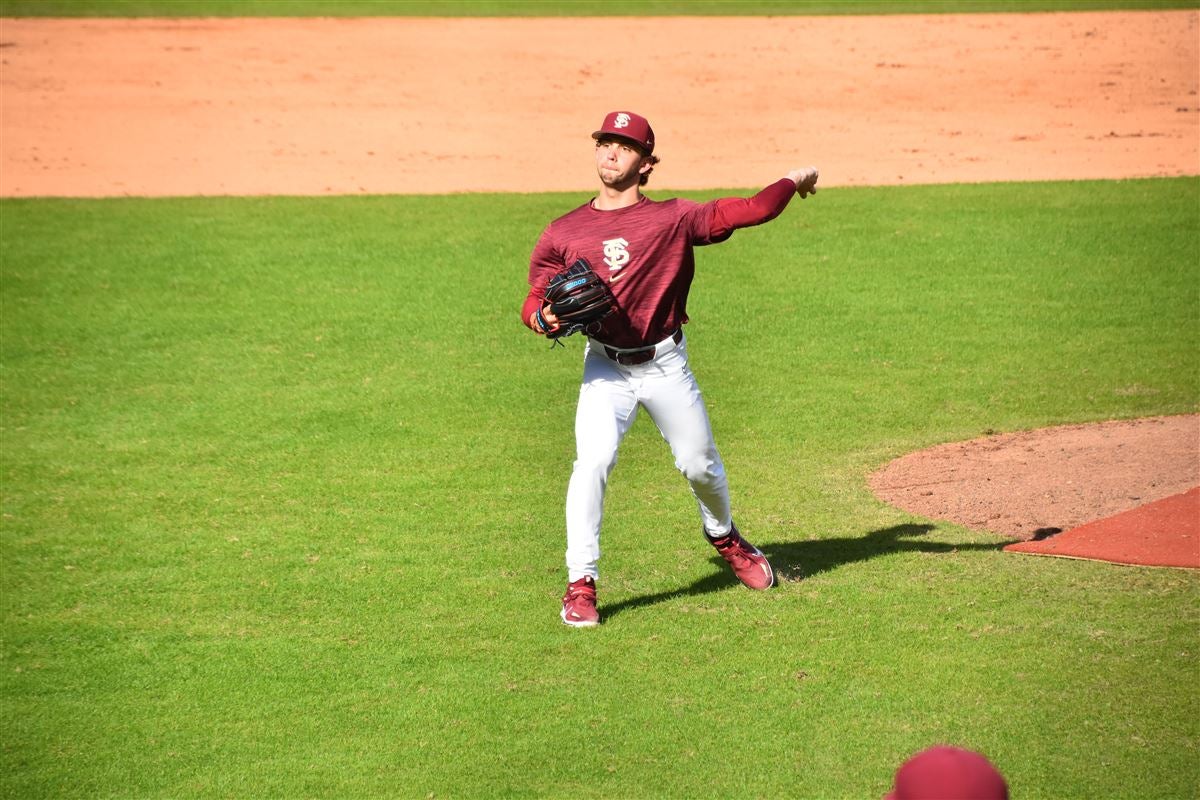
[705,523,735,542]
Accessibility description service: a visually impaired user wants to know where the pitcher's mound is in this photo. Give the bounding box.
[869,415,1199,568]
[1004,487,1198,569]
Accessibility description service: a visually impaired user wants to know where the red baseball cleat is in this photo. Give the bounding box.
[709,526,775,590]
[561,576,600,627]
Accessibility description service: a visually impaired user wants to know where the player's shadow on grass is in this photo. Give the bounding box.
[601,523,1003,623]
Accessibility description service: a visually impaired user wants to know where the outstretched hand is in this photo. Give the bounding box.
[787,166,819,199]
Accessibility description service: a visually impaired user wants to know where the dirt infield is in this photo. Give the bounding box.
[1,11,1197,555]
[0,11,1197,197]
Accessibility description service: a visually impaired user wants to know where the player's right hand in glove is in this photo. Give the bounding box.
[532,257,617,341]
[531,305,560,333]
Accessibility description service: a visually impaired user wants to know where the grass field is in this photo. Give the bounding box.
[1,177,1197,797]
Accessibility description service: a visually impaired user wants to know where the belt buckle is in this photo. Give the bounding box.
[616,348,655,366]
[606,329,681,365]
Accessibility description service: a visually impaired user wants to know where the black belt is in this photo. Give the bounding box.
[602,330,683,366]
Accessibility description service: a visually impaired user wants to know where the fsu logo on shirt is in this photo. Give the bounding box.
[603,237,630,279]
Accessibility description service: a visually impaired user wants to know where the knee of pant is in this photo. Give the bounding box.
[676,452,719,484]
[574,453,618,480]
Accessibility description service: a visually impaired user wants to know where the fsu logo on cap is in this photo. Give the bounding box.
[592,111,655,155]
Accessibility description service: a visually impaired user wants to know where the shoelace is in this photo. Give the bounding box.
[564,586,596,604]
[715,536,752,567]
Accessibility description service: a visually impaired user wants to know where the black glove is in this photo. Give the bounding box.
[536,258,617,341]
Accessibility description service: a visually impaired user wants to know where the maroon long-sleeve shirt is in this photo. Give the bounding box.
[522,178,798,349]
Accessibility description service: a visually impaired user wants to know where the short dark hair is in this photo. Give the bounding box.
[639,154,661,186]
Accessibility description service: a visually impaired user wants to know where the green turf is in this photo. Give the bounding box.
[1,0,1195,17]
[2,178,1198,798]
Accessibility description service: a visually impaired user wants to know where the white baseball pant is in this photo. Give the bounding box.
[565,330,733,582]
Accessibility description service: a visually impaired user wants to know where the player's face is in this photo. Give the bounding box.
[595,137,648,188]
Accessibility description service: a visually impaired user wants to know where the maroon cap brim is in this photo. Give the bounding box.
[591,130,650,152]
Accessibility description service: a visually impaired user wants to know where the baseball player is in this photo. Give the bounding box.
[522,110,819,627]
[885,746,1009,799]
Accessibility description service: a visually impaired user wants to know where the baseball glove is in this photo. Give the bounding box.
[537,257,617,341]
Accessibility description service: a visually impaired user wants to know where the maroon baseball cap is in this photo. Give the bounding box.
[884,746,1009,800]
[591,111,655,155]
